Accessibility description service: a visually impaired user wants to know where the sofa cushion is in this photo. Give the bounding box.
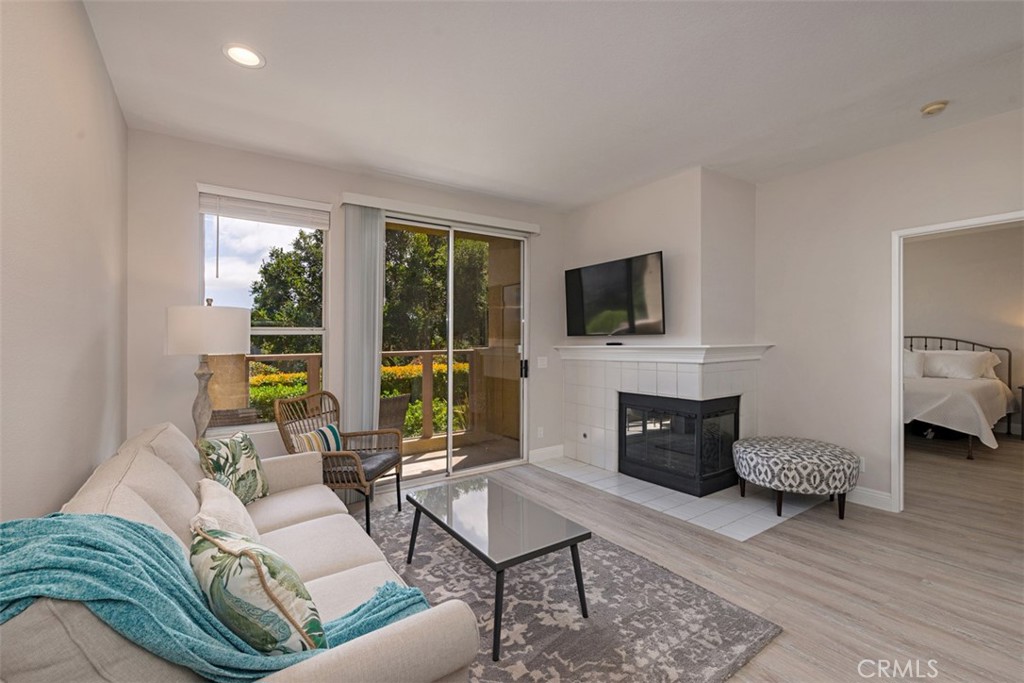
[119,451,201,545]
[61,460,187,551]
[0,598,205,683]
[148,422,206,490]
[198,432,269,504]
[247,485,348,534]
[304,560,407,621]
[193,479,260,540]
[190,528,327,655]
[64,486,184,549]
[258,514,385,581]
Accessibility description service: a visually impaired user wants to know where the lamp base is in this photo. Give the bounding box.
[193,355,213,443]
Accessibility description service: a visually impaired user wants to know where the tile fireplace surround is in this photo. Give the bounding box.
[554,345,773,472]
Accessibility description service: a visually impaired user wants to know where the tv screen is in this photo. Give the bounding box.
[565,251,665,336]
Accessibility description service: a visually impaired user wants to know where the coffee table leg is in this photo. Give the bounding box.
[406,507,421,565]
[571,544,588,619]
[492,569,505,661]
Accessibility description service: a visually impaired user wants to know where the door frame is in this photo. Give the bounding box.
[890,209,1024,512]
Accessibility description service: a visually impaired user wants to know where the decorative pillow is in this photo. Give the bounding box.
[190,527,327,655]
[198,432,269,504]
[292,424,343,453]
[192,479,260,540]
[903,350,925,378]
[920,350,999,380]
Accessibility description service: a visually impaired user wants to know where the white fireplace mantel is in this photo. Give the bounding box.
[553,343,774,364]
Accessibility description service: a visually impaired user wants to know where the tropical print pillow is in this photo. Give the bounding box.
[190,527,327,655]
[198,432,269,504]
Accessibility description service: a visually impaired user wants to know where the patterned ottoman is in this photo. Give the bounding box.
[732,436,860,519]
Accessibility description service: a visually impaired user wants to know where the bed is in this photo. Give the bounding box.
[903,336,1018,458]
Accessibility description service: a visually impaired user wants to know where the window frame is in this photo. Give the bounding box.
[199,186,332,430]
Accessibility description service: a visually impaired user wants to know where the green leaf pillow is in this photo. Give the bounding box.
[190,527,327,655]
[198,432,269,504]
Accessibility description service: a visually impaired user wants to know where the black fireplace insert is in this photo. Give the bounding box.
[618,392,740,497]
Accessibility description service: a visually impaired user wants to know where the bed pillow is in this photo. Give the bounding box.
[903,350,925,378]
[190,527,327,655]
[920,350,999,380]
[981,351,1001,380]
[197,432,269,504]
[192,478,260,540]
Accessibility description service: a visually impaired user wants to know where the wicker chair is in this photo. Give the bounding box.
[274,391,402,535]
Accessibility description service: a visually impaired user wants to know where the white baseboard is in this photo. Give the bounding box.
[847,486,895,512]
[529,445,564,463]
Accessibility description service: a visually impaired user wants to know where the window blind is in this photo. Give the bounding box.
[199,192,330,230]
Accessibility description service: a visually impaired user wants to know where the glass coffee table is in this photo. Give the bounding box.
[405,476,592,661]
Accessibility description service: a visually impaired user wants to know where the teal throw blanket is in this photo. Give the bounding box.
[0,514,428,683]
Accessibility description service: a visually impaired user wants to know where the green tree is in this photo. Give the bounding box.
[250,230,322,354]
[382,229,488,354]
[453,238,488,348]
[248,226,488,357]
[383,229,447,352]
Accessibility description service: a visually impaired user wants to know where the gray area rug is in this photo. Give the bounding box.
[373,506,781,682]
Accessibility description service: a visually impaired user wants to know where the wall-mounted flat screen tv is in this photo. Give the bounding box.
[565,251,665,336]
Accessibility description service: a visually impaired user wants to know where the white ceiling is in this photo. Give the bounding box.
[84,1,1023,209]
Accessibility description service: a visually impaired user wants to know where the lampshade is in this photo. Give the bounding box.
[166,305,250,356]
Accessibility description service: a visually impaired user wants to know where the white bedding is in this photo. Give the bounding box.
[903,377,1017,448]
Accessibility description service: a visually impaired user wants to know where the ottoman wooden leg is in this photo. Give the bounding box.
[739,478,746,497]
[775,490,783,517]
[829,493,835,502]
[838,493,846,520]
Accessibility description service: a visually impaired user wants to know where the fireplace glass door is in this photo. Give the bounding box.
[619,393,739,496]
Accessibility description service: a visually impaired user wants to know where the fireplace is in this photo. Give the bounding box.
[618,392,740,497]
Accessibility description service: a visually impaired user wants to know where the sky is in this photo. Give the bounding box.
[203,215,305,310]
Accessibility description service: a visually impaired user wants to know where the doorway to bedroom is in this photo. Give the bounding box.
[894,211,1024,511]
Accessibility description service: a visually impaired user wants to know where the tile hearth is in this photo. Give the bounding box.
[535,456,827,541]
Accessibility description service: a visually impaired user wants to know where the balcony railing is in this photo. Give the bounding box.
[380,349,479,441]
[210,350,480,445]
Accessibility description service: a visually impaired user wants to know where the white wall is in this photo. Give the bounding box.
[564,167,703,343]
[904,225,1024,422]
[125,131,566,455]
[1,1,127,519]
[756,110,1024,500]
[699,169,756,344]
[561,167,756,347]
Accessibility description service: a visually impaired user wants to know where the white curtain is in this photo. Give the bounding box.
[342,204,385,430]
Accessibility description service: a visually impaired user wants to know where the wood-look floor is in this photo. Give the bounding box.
[469,435,1023,682]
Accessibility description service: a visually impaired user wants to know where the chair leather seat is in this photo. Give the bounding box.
[325,449,401,481]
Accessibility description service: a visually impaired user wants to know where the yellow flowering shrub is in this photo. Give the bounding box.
[380,362,469,382]
[249,372,306,387]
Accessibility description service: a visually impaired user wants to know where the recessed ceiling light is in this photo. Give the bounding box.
[223,43,265,69]
[920,100,949,118]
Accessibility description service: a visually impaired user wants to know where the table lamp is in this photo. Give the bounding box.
[166,301,251,441]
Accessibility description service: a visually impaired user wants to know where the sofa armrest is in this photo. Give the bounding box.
[260,451,323,494]
[261,600,479,683]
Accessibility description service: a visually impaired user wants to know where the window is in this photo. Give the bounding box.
[200,191,330,427]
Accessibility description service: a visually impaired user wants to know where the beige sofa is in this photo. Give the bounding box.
[0,423,479,683]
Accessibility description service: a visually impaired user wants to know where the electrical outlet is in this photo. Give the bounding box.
[537,426,544,439]
[537,356,548,369]
[859,457,866,473]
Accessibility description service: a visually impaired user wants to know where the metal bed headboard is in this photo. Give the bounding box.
[904,335,1012,388]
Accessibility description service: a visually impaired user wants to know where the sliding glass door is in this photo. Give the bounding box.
[452,231,523,471]
[382,221,525,478]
